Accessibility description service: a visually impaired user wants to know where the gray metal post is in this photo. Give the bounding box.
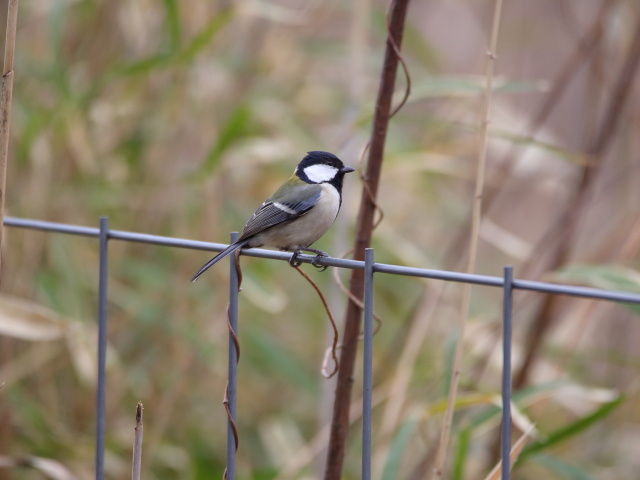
[95,217,109,480]
[501,266,513,480]
[226,232,240,480]
[362,248,375,480]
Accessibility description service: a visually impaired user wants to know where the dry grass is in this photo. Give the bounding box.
[1,1,640,479]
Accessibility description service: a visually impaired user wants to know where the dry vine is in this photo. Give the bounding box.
[293,265,340,378]
[222,251,242,480]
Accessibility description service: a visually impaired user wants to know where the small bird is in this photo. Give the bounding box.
[190,151,354,282]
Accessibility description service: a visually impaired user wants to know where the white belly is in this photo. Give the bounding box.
[252,183,341,250]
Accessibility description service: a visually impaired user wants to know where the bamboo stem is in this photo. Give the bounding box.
[431,0,504,477]
[0,0,19,278]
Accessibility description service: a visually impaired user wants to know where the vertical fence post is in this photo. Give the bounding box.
[226,232,240,480]
[362,248,375,480]
[501,266,513,480]
[95,217,109,480]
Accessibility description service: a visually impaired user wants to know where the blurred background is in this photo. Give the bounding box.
[2,0,640,479]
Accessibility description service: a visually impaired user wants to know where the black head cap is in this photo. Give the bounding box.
[295,151,355,190]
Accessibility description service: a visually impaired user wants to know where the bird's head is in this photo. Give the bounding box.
[295,151,355,186]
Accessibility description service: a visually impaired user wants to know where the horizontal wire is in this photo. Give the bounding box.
[5,215,640,305]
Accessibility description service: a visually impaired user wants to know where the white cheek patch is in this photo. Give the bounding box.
[304,164,338,183]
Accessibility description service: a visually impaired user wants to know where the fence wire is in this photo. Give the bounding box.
[5,215,640,480]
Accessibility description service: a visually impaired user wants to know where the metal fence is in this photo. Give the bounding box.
[5,215,640,480]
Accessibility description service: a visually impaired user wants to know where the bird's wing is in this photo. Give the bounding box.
[239,183,322,240]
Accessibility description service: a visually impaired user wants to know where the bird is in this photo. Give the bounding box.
[190,151,354,282]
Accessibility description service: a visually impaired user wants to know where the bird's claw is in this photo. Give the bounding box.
[289,251,303,268]
[311,254,328,272]
[289,250,329,271]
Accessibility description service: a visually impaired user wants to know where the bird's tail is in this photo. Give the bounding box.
[190,239,250,282]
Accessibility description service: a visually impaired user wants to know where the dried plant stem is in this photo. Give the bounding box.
[431,0,504,477]
[323,1,411,478]
[0,0,19,278]
[482,425,535,480]
[132,402,144,480]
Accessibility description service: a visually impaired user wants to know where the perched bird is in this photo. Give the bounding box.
[190,151,354,282]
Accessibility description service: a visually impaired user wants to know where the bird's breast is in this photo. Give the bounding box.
[252,183,341,250]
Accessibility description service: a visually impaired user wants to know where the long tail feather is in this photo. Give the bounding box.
[190,239,249,282]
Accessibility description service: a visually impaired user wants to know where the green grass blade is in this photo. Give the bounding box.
[181,10,234,63]
[551,264,640,315]
[199,105,253,175]
[452,427,471,480]
[533,453,598,480]
[518,395,624,461]
[162,0,182,51]
[381,416,420,480]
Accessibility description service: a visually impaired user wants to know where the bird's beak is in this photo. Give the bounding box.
[341,166,355,173]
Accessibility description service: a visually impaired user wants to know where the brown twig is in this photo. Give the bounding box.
[0,0,19,279]
[384,0,411,118]
[352,0,413,234]
[431,1,504,477]
[323,0,411,478]
[132,402,143,480]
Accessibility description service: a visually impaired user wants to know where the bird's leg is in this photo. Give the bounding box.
[292,247,329,272]
[289,250,303,268]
